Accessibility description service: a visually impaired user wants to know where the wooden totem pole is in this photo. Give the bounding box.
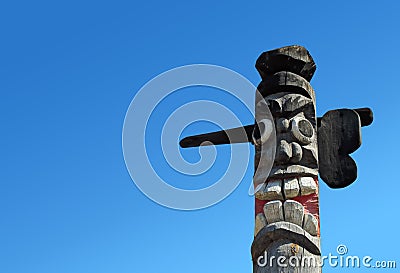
[180,45,373,273]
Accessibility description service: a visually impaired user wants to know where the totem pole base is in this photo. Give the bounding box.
[253,238,321,273]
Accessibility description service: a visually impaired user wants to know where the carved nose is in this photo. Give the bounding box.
[275,140,303,164]
[276,140,291,163]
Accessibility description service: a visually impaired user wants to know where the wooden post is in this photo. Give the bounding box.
[180,45,373,273]
[252,45,321,273]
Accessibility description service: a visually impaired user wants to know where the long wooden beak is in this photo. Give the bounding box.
[179,124,254,148]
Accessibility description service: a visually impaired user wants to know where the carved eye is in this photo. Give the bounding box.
[252,118,273,146]
[291,117,314,145]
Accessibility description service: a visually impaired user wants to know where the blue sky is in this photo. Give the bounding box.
[1,1,399,272]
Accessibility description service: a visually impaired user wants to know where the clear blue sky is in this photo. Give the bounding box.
[1,1,399,272]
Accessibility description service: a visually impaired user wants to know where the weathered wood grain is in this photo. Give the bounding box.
[179,124,253,148]
[264,200,284,224]
[257,71,316,102]
[255,45,316,81]
[302,213,319,236]
[255,180,284,200]
[317,107,373,127]
[284,200,304,227]
[318,109,362,188]
[283,178,300,198]
[251,221,321,260]
[298,177,317,196]
[255,213,267,236]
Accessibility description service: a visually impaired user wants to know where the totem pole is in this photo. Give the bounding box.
[180,45,373,272]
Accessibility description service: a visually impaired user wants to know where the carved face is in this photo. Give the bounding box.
[252,92,321,269]
[267,92,318,179]
[253,92,318,189]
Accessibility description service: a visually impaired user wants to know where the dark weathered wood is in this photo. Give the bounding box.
[355,107,373,126]
[179,124,254,148]
[257,71,316,102]
[318,109,362,188]
[256,45,316,81]
[317,107,373,127]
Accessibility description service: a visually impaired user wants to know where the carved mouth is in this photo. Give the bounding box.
[253,199,321,259]
[255,199,319,236]
[253,174,321,256]
[255,175,317,200]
